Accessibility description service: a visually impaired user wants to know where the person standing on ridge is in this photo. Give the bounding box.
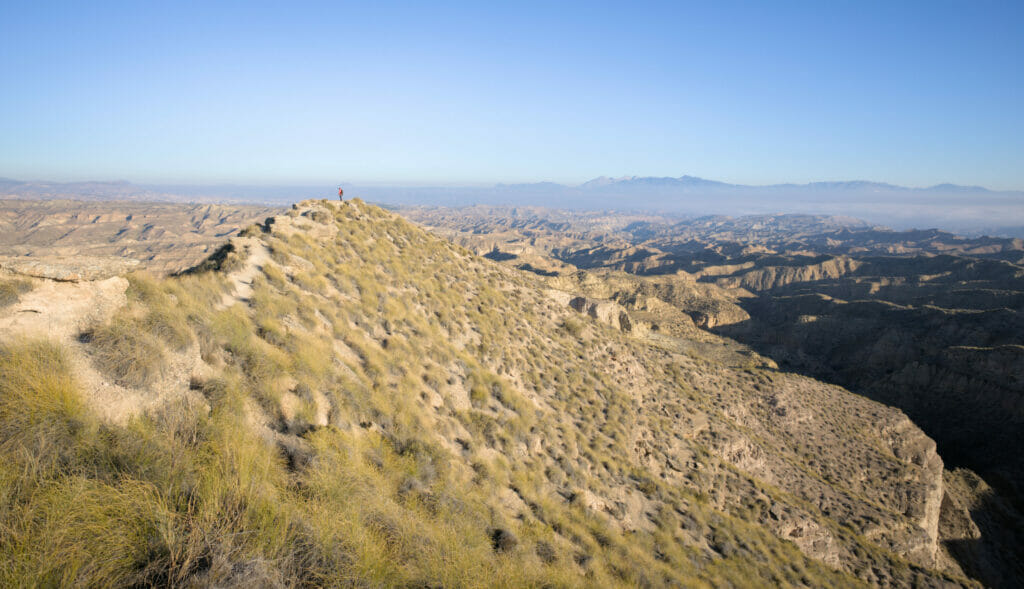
[337,187,344,201]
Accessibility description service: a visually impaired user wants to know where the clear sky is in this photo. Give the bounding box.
[1,1,1022,189]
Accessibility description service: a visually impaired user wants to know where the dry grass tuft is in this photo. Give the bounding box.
[81,321,168,388]
[0,341,88,477]
[0,277,33,308]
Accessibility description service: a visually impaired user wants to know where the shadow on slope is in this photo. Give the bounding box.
[715,294,1024,586]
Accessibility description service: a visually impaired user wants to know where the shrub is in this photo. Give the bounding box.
[142,307,193,351]
[560,317,584,337]
[0,277,32,308]
[262,263,287,287]
[81,321,168,388]
[125,273,194,350]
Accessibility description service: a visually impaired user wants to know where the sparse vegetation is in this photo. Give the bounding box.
[560,316,584,337]
[0,200,976,587]
[0,277,32,308]
[80,320,169,388]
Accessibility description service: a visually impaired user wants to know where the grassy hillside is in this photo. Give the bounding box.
[0,200,973,587]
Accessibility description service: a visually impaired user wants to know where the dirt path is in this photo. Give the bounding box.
[218,237,271,309]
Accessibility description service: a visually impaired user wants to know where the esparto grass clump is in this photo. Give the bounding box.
[0,277,33,308]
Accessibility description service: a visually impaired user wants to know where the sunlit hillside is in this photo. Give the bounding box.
[0,200,977,587]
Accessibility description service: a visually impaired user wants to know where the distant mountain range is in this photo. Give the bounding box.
[2,175,1022,236]
[502,175,1006,195]
[362,176,1024,235]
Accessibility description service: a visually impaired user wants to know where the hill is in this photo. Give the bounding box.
[403,204,1024,586]
[0,200,982,586]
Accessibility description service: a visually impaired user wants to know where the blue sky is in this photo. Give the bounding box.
[1,1,1022,188]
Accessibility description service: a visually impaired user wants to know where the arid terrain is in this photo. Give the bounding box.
[5,0,1020,585]
[403,204,1024,587]
[0,200,285,275]
[0,199,1017,586]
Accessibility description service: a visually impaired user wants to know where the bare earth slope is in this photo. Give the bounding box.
[0,199,981,586]
[0,199,285,275]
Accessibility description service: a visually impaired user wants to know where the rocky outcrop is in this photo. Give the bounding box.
[881,415,946,566]
[567,295,649,335]
[939,468,1024,587]
[713,256,861,291]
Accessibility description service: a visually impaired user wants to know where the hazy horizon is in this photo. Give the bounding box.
[2,174,1021,193]
[3,173,1023,237]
